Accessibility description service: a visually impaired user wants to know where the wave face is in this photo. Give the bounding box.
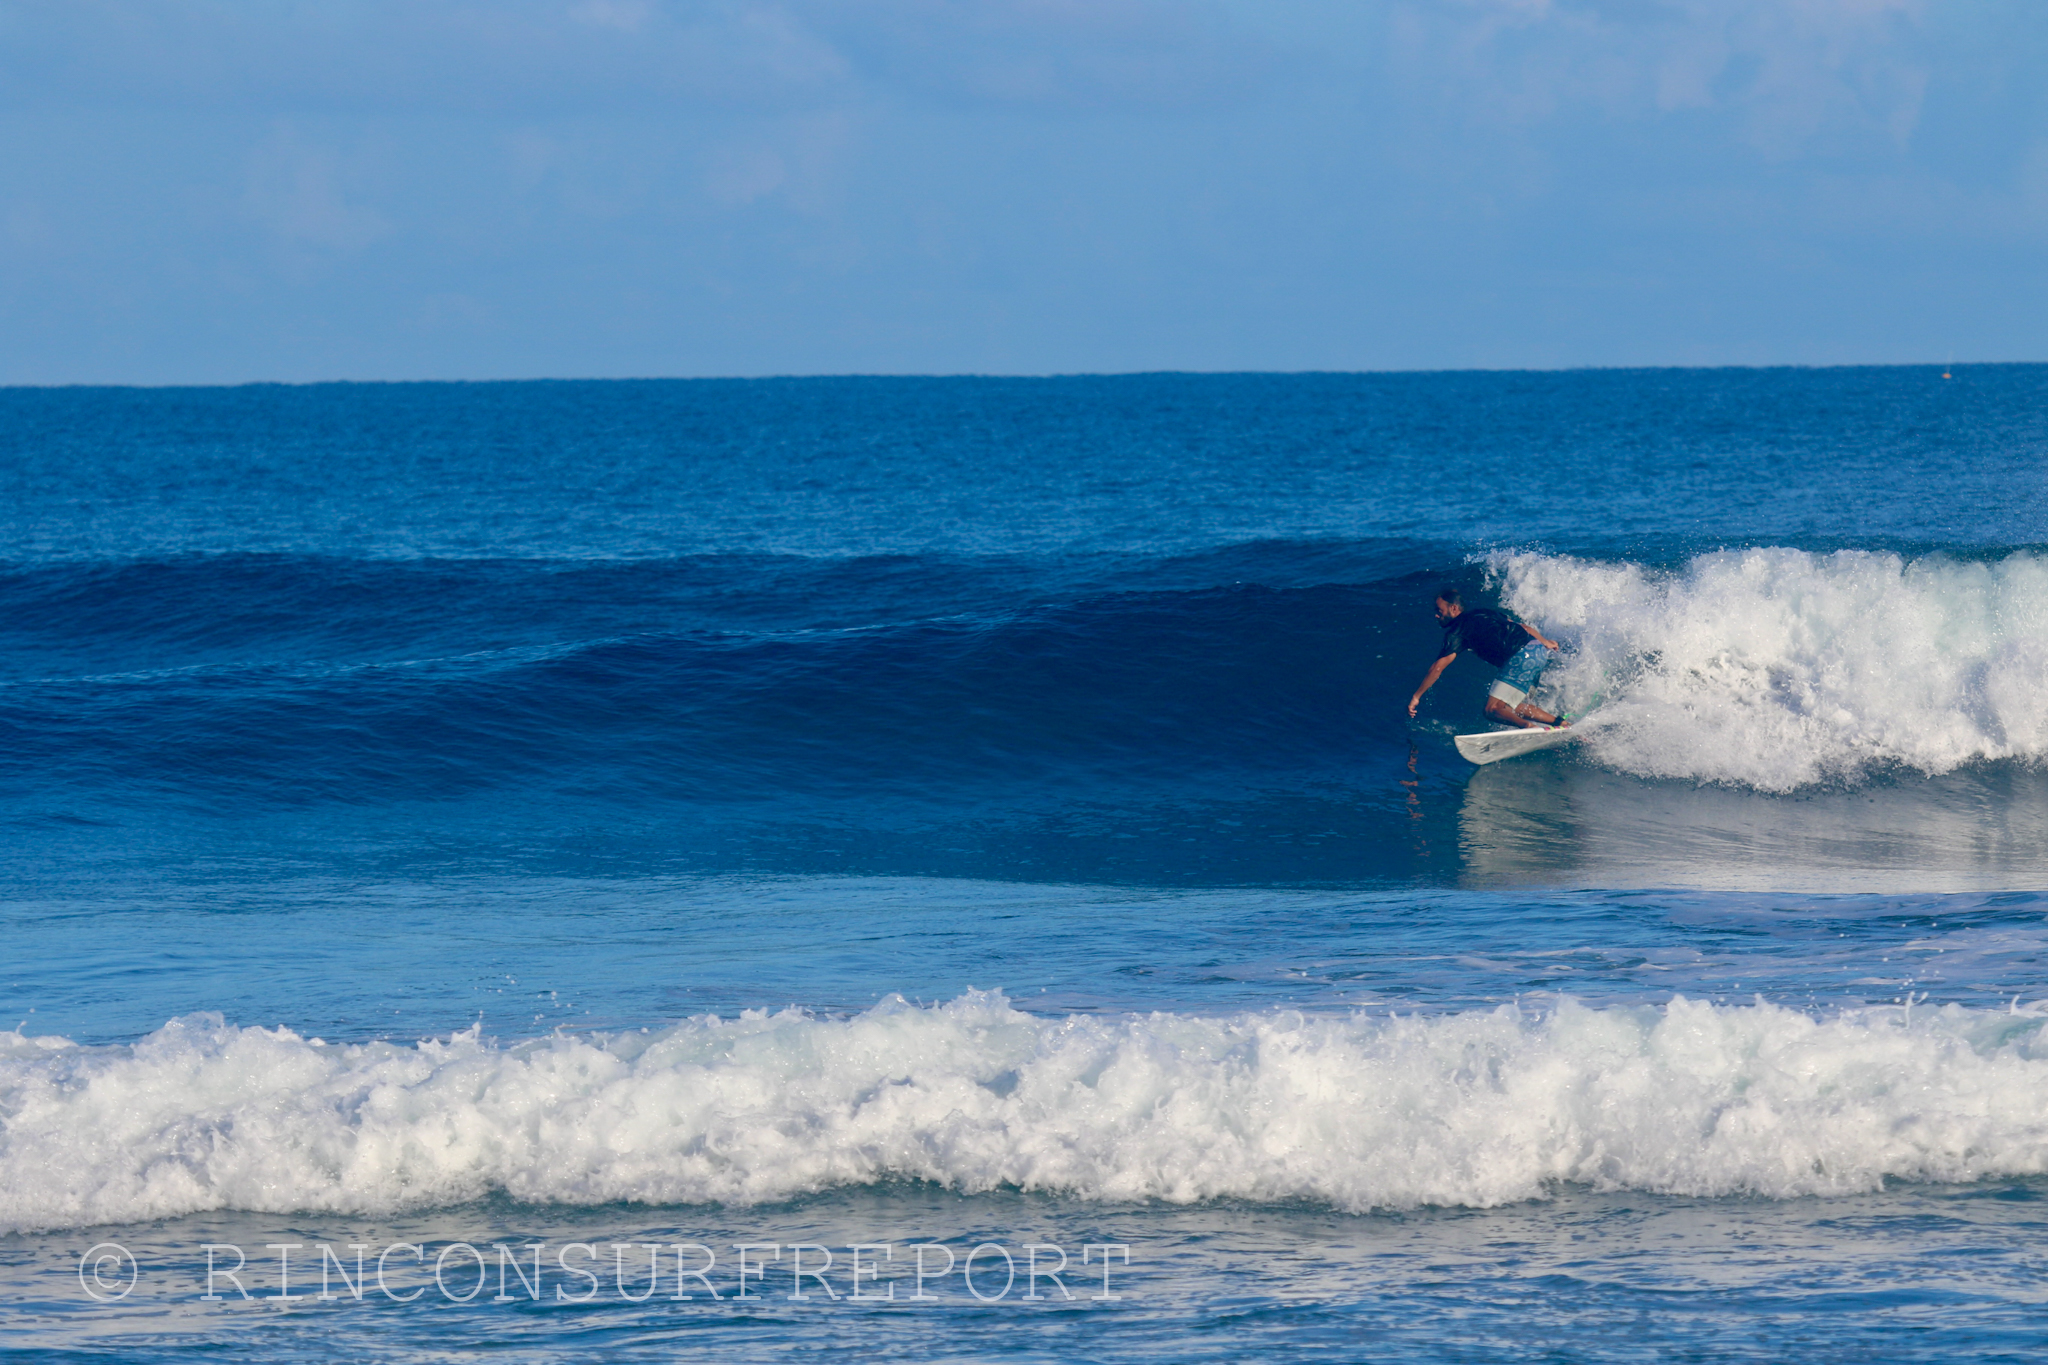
[8,991,2048,1233]
[1495,548,2048,790]
[6,543,2048,890]
[10,544,2046,812]
[7,545,2046,797]
[0,550,1401,806]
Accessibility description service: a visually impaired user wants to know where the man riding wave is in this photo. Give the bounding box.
[1407,587,1567,729]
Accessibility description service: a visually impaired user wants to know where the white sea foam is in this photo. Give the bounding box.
[7,992,2048,1233]
[1490,548,2048,790]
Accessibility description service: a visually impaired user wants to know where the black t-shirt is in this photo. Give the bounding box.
[1438,607,1528,668]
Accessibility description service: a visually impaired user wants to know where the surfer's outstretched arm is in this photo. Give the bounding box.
[1520,622,1560,650]
[1409,654,1455,717]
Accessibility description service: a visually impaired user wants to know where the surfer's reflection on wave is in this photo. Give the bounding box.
[1455,759,2048,892]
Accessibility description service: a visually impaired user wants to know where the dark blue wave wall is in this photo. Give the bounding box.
[0,551,1472,814]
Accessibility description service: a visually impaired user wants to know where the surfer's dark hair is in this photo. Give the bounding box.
[1437,587,1462,607]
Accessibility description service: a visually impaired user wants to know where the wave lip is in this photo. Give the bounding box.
[5,992,2048,1232]
[1494,547,2048,790]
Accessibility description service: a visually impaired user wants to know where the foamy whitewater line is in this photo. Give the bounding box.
[1491,547,2048,790]
[6,992,2048,1232]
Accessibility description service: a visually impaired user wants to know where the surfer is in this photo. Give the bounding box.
[1407,588,1567,729]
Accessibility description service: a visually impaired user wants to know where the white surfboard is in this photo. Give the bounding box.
[1454,724,1579,765]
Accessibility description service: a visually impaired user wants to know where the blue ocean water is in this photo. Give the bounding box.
[4,368,2048,1361]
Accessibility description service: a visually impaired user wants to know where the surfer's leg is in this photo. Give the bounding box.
[1491,643,1562,726]
[1484,693,1543,728]
[1486,670,1549,728]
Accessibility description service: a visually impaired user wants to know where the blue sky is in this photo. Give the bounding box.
[1,0,2043,382]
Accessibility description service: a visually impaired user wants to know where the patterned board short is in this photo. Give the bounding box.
[1487,640,1553,707]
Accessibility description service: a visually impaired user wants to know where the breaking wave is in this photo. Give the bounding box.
[1494,548,2048,790]
[8,990,2048,1232]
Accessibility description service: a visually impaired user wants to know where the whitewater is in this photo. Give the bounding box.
[1488,546,2048,789]
[9,992,2048,1235]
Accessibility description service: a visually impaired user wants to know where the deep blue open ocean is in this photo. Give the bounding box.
[5,368,2048,1362]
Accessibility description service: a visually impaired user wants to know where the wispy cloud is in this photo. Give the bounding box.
[799,0,1276,111]
[0,0,1272,115]
[1384,0,1930,158]
[0,1,852,113]
[243,126,390,254]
